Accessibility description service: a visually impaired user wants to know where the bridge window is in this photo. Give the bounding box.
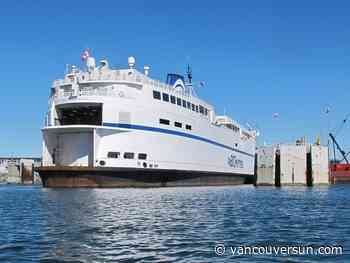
[107,152,120,158]
[196,105,199,112]
[177,97,182,106]
[124,152,134,159]
[187,101,191,109]
[170,95,176,104]
[175,122,182,128]
[138,153,147,160]
[182,100,186,108]
[186,124,192,130]
[204,108,208,116]
[199,105,204,114]
[162,93,169,102]
[153,90,161,100]
[192,104,195,111]
[159,118,170,125]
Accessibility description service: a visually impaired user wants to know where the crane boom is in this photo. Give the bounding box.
[329,133,349,164]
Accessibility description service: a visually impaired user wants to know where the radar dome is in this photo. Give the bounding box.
[128,56,136,68]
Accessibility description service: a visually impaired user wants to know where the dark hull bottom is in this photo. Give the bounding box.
[331,171,350,184]
[38,166,255,188]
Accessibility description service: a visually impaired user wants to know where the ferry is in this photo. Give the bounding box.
[38,50,258,187]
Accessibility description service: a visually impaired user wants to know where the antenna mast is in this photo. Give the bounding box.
[187,64,192,84]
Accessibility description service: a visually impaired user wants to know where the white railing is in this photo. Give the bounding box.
[55,70,174,90]
[53,69,196,100]
[75,88,110,97]
[63,91,74,97]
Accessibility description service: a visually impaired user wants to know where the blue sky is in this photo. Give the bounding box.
[1,0,350,157]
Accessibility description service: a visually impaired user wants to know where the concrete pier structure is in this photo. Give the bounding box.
[0,157,41,185]
[6,161,21,184]
[310,145,329,185]
[279,144,307,186]
[256,146,276,186]
[256,142,329,186]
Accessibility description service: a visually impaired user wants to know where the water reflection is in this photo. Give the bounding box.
[0,185,348,262]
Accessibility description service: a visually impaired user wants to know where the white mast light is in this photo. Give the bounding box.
[144,65,150,76]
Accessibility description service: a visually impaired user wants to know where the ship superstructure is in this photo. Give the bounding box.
[39,51,257,187]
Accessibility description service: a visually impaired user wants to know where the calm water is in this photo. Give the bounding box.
[0,185,349,262]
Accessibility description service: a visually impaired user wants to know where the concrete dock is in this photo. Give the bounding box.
[0,157,41,185]
[256,141,329,186]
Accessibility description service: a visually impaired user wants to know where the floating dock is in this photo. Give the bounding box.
[310,145,329,184]
[256,146,277,186]
[256,142,329,186]
[279,144,307,185]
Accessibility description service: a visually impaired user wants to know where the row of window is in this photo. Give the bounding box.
[159,118,192,130]
[153,90,209,116]
[107,152,147,160]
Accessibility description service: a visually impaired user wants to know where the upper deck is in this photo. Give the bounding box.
[51,67,212,110]
[47,54,257,139]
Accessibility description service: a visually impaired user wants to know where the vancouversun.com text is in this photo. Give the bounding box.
[214,244,343,257]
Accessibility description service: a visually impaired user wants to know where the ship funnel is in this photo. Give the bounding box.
[128,56,136,69]
[144,65,150,76]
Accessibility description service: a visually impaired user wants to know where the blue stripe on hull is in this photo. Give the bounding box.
[102,122,255,158]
